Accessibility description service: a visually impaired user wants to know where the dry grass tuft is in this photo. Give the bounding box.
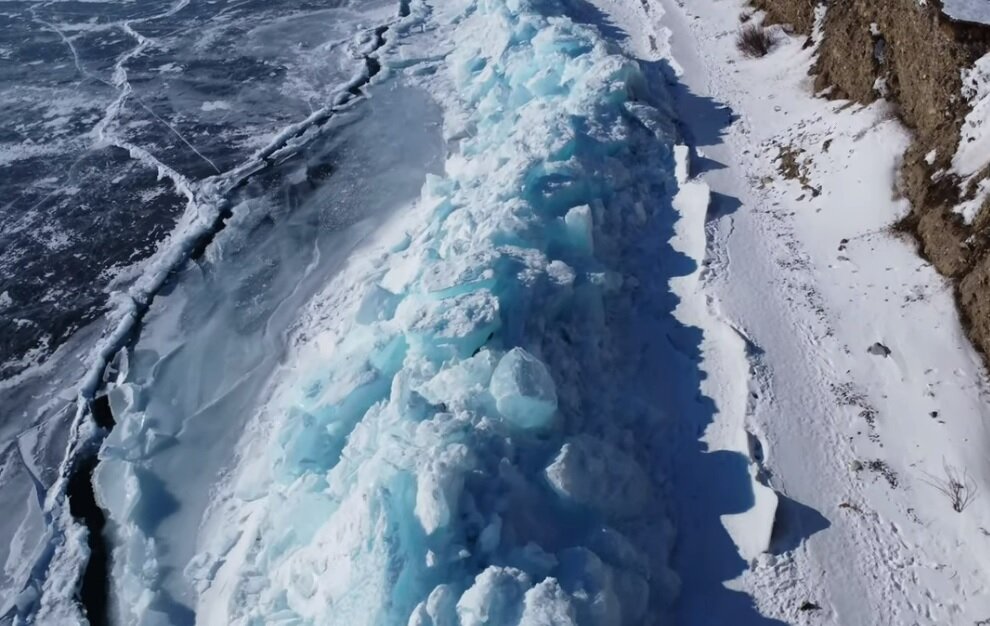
[737,24,775,58]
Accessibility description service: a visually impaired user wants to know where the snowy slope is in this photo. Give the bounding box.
[590,0,990,622]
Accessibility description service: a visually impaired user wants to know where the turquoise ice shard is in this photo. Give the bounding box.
[563,205,594,254]
[489,347,557,429]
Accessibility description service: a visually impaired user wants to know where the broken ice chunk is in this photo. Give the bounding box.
[555,548,622,623]
[489,348,558,429]
[544,435,650,518]
[419,251,498,298]
[546,260,576,287]
[456,566,532,626]
[409,584,458,626]
[395,290,501,359]
[518,579,578,626]
[415,349,498,408]
[563,205,594,253]
[356,285,401,324]
[415,442,473,534]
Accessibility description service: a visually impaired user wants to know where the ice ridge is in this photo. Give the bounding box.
[102,0,689,622]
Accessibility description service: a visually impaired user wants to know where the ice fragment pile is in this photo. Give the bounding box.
[92,0,689,622]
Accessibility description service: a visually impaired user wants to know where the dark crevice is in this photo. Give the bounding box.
[189,24,390,265]
[66,454,110,626]
[187,198,237,262]
[89,395,115,430]
[366,26,389,80]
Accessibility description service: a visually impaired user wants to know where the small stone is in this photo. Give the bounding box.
[867,342,891,357]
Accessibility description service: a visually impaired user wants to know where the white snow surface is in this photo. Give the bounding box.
[623,0,990,622]
[942,0,990,25]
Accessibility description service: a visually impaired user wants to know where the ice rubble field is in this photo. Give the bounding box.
[93,0,696,622]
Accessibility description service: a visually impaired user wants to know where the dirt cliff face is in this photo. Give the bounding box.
[756,0,990,361]
[750,0,817,34]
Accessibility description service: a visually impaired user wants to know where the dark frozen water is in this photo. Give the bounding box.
[0,0,406,617]
[0,0,391,378]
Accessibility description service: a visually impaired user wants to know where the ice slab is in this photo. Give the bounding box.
[490,348,558,430]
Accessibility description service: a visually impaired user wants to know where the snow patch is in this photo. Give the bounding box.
[953,52,990,223]
[200,100,232,112]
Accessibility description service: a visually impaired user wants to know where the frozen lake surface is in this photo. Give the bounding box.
[0,0,394,378]
[4,0,990,624]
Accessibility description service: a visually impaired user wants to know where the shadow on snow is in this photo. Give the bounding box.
[557,0,830,623]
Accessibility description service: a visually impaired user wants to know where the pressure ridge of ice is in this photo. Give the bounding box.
[93,0,689,622]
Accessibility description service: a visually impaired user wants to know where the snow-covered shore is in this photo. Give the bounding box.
[597,0,990,621]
